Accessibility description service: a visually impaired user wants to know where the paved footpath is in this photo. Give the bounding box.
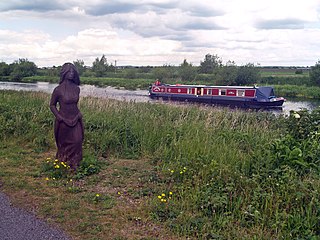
[0,192,71,240]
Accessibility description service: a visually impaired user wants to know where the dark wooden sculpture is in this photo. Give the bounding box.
[50,63,84,171]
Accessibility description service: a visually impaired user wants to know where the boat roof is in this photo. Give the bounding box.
[156,84,272,89]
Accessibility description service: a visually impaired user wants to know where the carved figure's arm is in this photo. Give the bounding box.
[50,88,63,122]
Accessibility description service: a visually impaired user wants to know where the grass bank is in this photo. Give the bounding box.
[0,91,319,239]
[274,84,320,99]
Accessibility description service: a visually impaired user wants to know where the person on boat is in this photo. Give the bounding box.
[50,63,84,171]
[155,79,161,85]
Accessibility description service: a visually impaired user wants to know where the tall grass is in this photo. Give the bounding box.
[1,90,319,239]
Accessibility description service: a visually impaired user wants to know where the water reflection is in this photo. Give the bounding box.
[0,81,150,102]
[0,81,56,93]
[81,84,149,102]
[1,81,319,115]
[283,98,320,114]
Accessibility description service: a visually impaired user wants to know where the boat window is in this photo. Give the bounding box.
[237,90,245,97]
[187,88,192,94]
[207,89,212,95]
[220,89,226,95]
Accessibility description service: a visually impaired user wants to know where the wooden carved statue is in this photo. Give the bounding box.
[50,63,84,171]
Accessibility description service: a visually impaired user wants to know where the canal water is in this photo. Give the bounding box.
[1,81,319,115]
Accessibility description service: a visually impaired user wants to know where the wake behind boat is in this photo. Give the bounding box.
[149,81,285,108]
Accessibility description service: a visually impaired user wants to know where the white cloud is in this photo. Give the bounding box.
[0,27,184,66]
[0,0,320,66]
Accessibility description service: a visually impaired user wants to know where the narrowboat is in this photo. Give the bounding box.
[148,82,285,108]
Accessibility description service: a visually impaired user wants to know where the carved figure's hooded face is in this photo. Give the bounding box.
[59,63,80,85]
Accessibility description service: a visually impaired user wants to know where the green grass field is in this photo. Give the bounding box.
[0,90,319,239]
[261,68,309,78]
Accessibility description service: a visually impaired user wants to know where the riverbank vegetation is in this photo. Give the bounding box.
[1,56,320,98]
[0,90,319,239]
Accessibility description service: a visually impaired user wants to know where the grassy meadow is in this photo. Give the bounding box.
[0,90,319,239]
[260,68,309,78]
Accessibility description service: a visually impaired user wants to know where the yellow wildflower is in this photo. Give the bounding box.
[158,195,162,199]
[169,192,173,195]
[161,193,165,197]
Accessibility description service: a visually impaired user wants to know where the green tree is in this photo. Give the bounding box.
[108,64,116,73]
[0,62,11,76]
[178,59,197,81]
[152,65,177,81]
[199,53,222,74]
[10,58,37,81]
[47,66,59,77]
[92,55,108,77]
[125,68,137,79]
[73,59,85,76]
[218,61,238,85]
[138,66,153,73]
[235,63,260,85]
[309,60,320,86]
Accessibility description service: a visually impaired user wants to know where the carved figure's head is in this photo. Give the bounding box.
[59,63,80,85]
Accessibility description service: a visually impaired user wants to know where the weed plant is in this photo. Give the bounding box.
[0,90,319,239]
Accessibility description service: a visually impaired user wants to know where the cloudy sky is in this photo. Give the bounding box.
[1,0,320,67]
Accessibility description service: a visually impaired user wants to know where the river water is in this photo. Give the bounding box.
[1,81,319,115]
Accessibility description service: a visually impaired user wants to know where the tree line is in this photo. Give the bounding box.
[0,59,37,81]
[1,54,320,86]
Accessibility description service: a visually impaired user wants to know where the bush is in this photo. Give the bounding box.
[309,60,320,86]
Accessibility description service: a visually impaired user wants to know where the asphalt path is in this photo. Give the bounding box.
[0,192,71,240]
